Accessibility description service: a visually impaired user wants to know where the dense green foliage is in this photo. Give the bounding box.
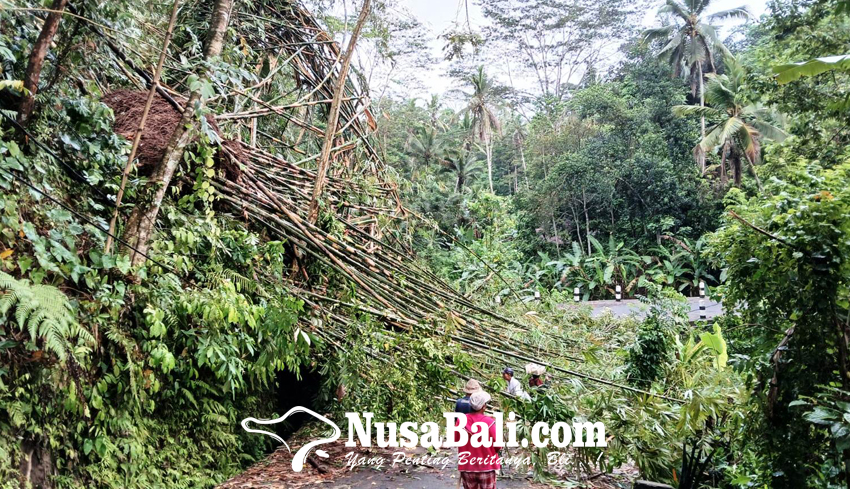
[3,0,850,487]
[1,0,478,485]
[379,0,850,487]
[0,118,314,486]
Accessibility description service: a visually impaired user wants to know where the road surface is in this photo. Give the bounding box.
[219,443,633,488]
[560,297,723,322]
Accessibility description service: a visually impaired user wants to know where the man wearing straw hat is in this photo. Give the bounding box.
[526,363,547,389]
[456,379,482,414]
[455,390,501,489]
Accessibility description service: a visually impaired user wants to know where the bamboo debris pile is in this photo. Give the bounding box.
[91,0,673,403]
[209,3,674,402]
[219,1,385,181]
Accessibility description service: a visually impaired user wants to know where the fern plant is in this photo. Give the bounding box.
[0,272,92,361]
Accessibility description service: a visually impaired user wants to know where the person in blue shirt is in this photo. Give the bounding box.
[455,379,482,413]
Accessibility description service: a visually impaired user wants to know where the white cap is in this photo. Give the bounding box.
[470,391,491,411]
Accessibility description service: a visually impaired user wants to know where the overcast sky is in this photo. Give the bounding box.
[397,0,768,98]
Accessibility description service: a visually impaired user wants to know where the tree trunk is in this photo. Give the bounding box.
[733,153,742,187]
[551,215,560,255]
[122,0,233,265]
[698,63,706,175]
[833,309,850,489]
[18,0,69,125]
[18,439,54,489]
[307,0,372,224]
[513,164,518,194]
[518,141,529,190]
[720,142,729,187]
[250,111,258,147]
[698,63,705,137]
[749,157,763,191]
[485,140,494,193]
[105,0,181,254]
[835,314,850,392]
[569,202,583,253]
[582,187,591,254]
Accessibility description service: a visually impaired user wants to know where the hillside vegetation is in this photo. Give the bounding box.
[1,0,850,488]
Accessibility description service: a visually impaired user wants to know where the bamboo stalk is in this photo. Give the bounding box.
[105,0,181,254]
[68,4,182,111]
[307,0,371,224]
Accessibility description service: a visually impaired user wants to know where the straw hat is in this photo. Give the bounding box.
[525,363,546,376]
[463,379,482,394]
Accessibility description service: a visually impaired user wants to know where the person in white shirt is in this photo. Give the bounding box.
[502,367,531,401]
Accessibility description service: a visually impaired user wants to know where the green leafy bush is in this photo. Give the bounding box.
[624,290,687,387]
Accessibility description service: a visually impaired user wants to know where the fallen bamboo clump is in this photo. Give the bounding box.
[81,0,683,407]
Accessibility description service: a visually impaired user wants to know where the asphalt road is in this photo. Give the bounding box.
[308,467,541,489]
[562,297,723,322]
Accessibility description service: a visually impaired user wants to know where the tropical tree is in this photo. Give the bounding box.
[461,66,501,193]
[479,0,635,101]
[770,0,850,87]
[405,125,443,178]
[455,111,476,153]
[122,0,234,264]
[642,0,750,173]
[440,149,483,192]
[17,0,69,125]
[425,94,443,127]
[674,55,787,186]
[510,116,530,190]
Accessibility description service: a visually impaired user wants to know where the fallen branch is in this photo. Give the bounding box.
[728,210,796,250]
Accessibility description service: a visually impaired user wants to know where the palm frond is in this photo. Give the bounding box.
[750,119,788,143]
[670,43,687,77]
[686,35,708,66]
[735,122,761,163]
[708,6,751,22]
[721,52,746,88]
[695,22,720,46]
[658,31,685,57]
[660,0,691,20]
[685,0,703,13]
[642,25,676,44]
[672,105,722,118]
[701,117,744,151]
[695,24,718,70]
[703,74,735,108]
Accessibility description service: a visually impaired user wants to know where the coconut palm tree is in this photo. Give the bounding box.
[643,0,750,174]
[674,55,787,187]
[455,112,476,153]
[406,125,443,169]
[440,149,484,193]
[426,94,443,127]
[461,66,501,193]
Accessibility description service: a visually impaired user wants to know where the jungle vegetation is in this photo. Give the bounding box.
[1,0,850,487]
